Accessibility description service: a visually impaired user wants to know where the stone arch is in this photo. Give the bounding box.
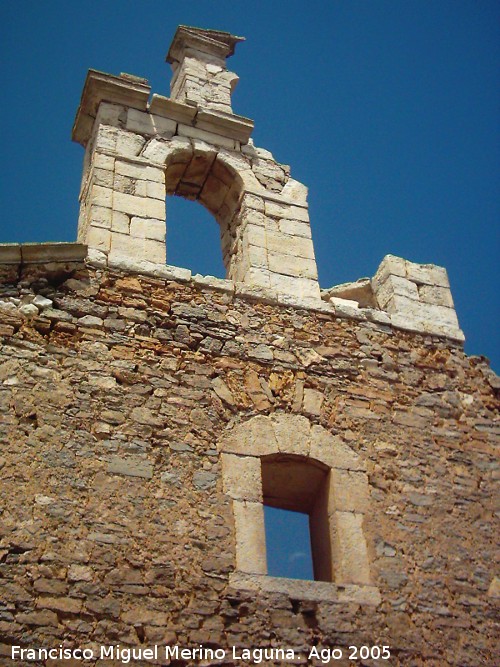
[218,413,366,472]
[159,137,251,279]
[219,414,374,588]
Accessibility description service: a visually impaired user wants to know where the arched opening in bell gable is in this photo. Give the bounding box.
[164,144,245,279]
[165,196,225,277]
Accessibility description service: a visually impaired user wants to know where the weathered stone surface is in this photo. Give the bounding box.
[487,576,500,598]
[107,455,154,479]
[232,500,266,574]
[335,512,371,585]
[369,255,463,340]
[0,260,498,664]
[330,470,370,513]
[222,453,262,501]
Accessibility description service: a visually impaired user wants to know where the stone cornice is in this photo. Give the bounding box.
[0,242,87,264]
[72,70,151,146]
[166,26,244,64]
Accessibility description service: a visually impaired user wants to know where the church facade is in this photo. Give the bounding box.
[0,26,498,666]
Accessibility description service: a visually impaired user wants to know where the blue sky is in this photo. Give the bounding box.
[1,0,498,581]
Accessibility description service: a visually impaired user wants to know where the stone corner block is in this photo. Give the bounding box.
[373,254,407,287]
[335,511,371,585]
[329,469,370,514]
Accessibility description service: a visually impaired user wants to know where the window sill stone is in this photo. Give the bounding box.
[229,572,381,605]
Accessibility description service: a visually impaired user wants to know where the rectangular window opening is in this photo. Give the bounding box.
[264,505,314,581]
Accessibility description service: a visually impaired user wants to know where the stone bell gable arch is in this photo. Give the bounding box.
[73,27,321,301]
[218,414,381,605]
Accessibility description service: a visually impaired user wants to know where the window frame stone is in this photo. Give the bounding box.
[218,414,381,605]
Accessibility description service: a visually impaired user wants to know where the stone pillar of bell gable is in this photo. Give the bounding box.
[73,71,168,268]
[229,191,321,301]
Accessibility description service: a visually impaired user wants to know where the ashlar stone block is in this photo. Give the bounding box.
[93,152,115,171]
[111,211,129,234]
[272,413,311,457]
[240,207,267,229]
[278,219,312,239]
[129,218,166,242]
[264,200,309,222]
[268,273,320,300]
[137,179,165,200]
[91,166,114,189]
[95,126,121,153]
[109,231,165,264]
[221,454,262,502]
[112,191,165,219]
[89,205,112,230]
[268,252,318,280]
[329,470,370,514]
[181,144,217,188]
[178,123,237,150]
[385,294,459,328]
[232,500,267,574]
[281,177,308,204]
[126,108,176,137]
[373,254,407,287]
[90,185,113,209]
[114,130,146,157]
[199,174,229,214]
[335,511,371,585]
[238,266,272,289]
[86,227,111,253]
[218,415,278,456]
[265,231,316,260]
[243,224,266,248]
[309,425,365,472]
[114,159,165,184]
[418,284,454,307]
[418,302,460,328]
[95,102,126,127]
[141,138,180,164]
[375,274,419,309]
[244,198,266,217]
[406,261,449,288]
[245,246,269,272]
[165,162,189,194]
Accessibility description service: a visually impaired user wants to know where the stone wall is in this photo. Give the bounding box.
[0,256,498,666]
